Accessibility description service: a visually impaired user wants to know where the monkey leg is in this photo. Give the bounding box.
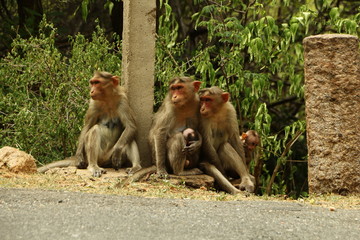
[117,165,157,188]
[167,132,186,174]
[200,162,240,194]
[125,141,142,175]
[167,133,202,176]
[85,125,106,177]
[218,143,255,193]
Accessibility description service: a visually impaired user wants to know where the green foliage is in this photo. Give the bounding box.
[155,0,359,196]
[0,19,122,164]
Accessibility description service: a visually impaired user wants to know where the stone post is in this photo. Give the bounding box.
[122,0,156,166]
[303,34,360,194]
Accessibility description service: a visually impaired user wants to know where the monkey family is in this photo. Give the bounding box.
[38,72,260,195]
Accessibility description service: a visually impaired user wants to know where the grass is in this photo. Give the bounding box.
[1,169,359,210]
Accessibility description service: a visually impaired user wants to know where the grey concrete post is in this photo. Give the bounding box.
[303,34,360,194]
[122,0,156,166]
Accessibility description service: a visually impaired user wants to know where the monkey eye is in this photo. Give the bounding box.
[171,85,183,91]
[200,97,212,102]
[90,80,101,85]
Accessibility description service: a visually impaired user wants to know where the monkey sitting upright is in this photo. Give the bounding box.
[119,77,203,185]
[149,76,203,177]
[38,71,142,177]
[198,86,255,194]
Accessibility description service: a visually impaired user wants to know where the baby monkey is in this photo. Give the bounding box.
[182,128,201,169]
[241,130,260,169]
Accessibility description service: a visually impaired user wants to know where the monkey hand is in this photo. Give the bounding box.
[111,147,127,170]
[75,153,87,169]
[182,141,200,155]
[156,168,168,179]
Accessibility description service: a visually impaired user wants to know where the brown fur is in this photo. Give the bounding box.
[38,71,141,177]
[149,76,203,176]
[199,86,254,194]
[241,130,260,169]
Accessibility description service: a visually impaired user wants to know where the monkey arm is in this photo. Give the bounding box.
[198,123,226,174]
[75,110,99,166]
[200,137,226,175]
[149,103,173,175]
[117,165,157,187]
[109,99,137,169]
[182,132,202,155]
[113,100,137,149]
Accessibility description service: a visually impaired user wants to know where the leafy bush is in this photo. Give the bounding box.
[155,0,359,196]
[0,19,122,164]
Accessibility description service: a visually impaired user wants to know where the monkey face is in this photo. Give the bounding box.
[199,94,226,118]
[199,87,230,118]
[170,83,187,105]
[245,136,259,151]
[89,76,117,101]
[199,95,215,118]
[169,78,201,108]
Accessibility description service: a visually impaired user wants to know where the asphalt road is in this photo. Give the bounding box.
[0,188,359,240]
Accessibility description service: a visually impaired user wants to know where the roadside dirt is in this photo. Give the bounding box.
[1,167,359,210]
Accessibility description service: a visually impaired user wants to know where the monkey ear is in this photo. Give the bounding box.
[241,132,248,140]
[193,81,201,92]
[221,92,230,102]
[111,76,120,86]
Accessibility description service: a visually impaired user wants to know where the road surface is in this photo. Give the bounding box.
[0,188,359,239]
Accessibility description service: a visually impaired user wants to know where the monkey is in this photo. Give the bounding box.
[198,86,255,194]
[149,76,203,177]
[182,128,200,168]
[118,127,202,187]
[241,130,260,170]
[38,71,141,177]
[116,77,203,187]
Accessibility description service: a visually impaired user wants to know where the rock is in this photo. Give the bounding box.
[168,174,215,189]
[0,146,37,173]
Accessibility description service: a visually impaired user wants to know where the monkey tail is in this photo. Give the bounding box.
[37,157,77,173]
[117,165,157,188]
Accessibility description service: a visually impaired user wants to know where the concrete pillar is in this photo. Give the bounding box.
[303,34,360,194]
[122,0,156,166]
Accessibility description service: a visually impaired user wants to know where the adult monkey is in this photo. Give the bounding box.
[38,71,142,177]
[150,76,203,177]
[121,76,203,185]
[199,86,255,194]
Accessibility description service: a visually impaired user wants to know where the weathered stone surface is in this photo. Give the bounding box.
[168,174,215,189]
[0,146,37,173]
[303,34,360,194]
[122,0,156,166]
